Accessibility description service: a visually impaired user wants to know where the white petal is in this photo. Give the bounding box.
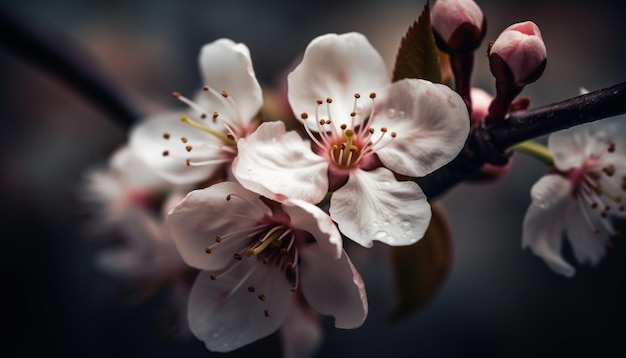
[330,168,431,247]
[282,199,342,258]
[109,145,170,189]
[129,112,227,185]
[565,208,607,266]
[279,303,323,358]
[300,245,368,329]
[522,175,575,277]
[598,115,626,155]
[233,121,329,204]
[167,182,271,271]
[188,265,293,352]
[198,39,263,122]
[287,32,390,132]
[374,79,470,177]
[529,174,572,209]
[548,123,593,171]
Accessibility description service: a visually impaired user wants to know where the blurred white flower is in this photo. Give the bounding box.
[523,116,626,277]
[81,145,195,337]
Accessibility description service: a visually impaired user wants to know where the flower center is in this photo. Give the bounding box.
[299,92,397,171]
[203,194,305,317]
[159,87,254,168]
[568,140,625,238]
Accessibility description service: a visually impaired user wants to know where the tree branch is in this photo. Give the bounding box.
[0,6,140,129]
[418,80,626,200]
[490,81,626,150]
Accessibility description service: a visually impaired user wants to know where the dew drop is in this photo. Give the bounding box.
[400,220,411,228]
[388,108,396,117]
[398,110,405,118]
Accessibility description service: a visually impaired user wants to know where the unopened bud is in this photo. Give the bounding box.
[431,0,486,53]
[488,21,547,87]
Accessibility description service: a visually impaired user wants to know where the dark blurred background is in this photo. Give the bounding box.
[2,0,626,357]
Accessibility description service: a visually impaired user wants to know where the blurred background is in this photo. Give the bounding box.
[1,0,626,356]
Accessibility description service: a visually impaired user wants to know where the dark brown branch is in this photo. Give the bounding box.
[418,81,626,200]
[489,81,626,150]
[0,6,140,129]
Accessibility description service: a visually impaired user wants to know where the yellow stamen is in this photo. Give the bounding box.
[180,115,236,145]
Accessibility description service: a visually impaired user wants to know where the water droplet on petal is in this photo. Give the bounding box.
[374,231,387,239]
[388,108,396,117]
[398,110,405,118]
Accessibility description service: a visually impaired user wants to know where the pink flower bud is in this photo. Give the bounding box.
[489,21,547,86]
[431,0,486,53]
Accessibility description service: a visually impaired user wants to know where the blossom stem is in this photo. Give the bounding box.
[509,141,554,167]
[450,52,474,112]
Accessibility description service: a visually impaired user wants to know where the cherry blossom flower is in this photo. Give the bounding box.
[167,181,367,353]
[233,32,470,247]
[129,38,262,185]
[82,146,188,280]
[522,116,626,277]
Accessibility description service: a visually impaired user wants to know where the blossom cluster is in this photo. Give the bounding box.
[78,0,625,356]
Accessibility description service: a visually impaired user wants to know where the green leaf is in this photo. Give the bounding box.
[392,1,442,83]
[387,201,452,322]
